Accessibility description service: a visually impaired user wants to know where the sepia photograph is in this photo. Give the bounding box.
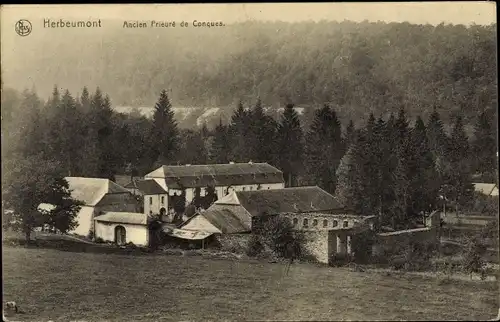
[1,3,498,321]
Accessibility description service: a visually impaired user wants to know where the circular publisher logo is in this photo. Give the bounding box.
[15,19,32,36]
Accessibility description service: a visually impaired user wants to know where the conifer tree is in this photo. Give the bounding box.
[446,114,474,215]
[305,104,345,194]
[345,119,356,147]
[229,100,251,162]
[472,108,497,179]
[211,119,231,164]
[277,103,304,187]
[248,98,278,164]
[427,107,449,160]
[408,116,440,217]
[178,129,208,165]
[149,90,179,166]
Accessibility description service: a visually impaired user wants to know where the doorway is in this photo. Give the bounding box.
[115,225,127,245]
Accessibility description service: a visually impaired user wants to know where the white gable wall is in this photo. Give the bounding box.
[144,194,169,215]
[69,206,96,237]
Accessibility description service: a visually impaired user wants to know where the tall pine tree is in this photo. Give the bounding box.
[149,90,179,166]
[408,116,440,218]
[229,100,251,162]
[277,103,304,187]
[472,108,497,180]
[305,104,345,194]
[446,113,474,215]
[211,119,231,164]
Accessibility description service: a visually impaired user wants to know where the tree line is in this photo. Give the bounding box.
[1,85,497,235]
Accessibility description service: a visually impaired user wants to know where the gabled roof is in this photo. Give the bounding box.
[194,204,252,234]
[114,175,144,189]
[64,177,131,206]
[144,162,284,189]
[136,179,168,195]
[216,186,345,216]
[94,212,149,225]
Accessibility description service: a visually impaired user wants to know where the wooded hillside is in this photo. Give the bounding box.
[3,20,497,126]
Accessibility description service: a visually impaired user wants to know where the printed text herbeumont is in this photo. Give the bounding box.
[44,19,102,28]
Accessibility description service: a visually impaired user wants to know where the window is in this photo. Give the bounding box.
[242,187,246,191]
[312,219,318,226]
[293,218,298,226]
[343,220,349,228]
[161,196,165,204]
[332,220,338,227]
[149,197,153,205]
[323,219,328,227]
[303,218,309,227]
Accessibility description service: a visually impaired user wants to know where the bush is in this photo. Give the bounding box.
[461,236,487,279]
[87,230,94,240]
[216,235,250,254]
[94,237,104,243]
[257,215,307,261]
[351,230,377,264]
[246,234,265,257]
[390,241,437,271]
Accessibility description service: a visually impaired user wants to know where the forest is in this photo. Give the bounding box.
[3,21,497,127]
[1,83,497,232]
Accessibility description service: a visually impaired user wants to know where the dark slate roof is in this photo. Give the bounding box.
[232,186,345,217]
[198,204,252,234]
[136,179,167,195]
[145,163,284,189]
[114,175,144,189]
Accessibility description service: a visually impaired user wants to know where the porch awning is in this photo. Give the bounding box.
[164,228,213,240]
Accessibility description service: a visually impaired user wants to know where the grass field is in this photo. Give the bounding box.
[3,245,499,321]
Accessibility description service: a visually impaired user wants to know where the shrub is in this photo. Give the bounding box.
[246,234,265,257]
[87,230,94,240]
[351,230,377,264]
[390,241,437,271]
[94,237,104,244]
[258,215,307,261]
[461,236,487,279]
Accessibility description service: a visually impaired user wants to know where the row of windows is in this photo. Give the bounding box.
[290,217,349,228]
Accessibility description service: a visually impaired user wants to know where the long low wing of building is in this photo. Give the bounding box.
[180,186,352,234]
[137,162,286,216]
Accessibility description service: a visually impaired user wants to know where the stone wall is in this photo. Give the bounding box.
[373,211,441,256]
[302,230,338,264]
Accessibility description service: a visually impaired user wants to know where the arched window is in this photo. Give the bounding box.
[323,219,328,227]
[332,220,338,227]
[312,219,318,226]
[303,218,309,227]
[161,196,165,204]
[343,220,349,228]
[293,218,298,226]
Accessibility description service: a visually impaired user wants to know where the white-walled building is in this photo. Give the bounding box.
[94,212,149,246]
[137,162,285,216]
[39,177,142,237]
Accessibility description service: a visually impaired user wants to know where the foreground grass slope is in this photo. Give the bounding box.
[3,246,498,321]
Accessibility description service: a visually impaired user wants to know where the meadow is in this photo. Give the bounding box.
[3,244,499,321]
